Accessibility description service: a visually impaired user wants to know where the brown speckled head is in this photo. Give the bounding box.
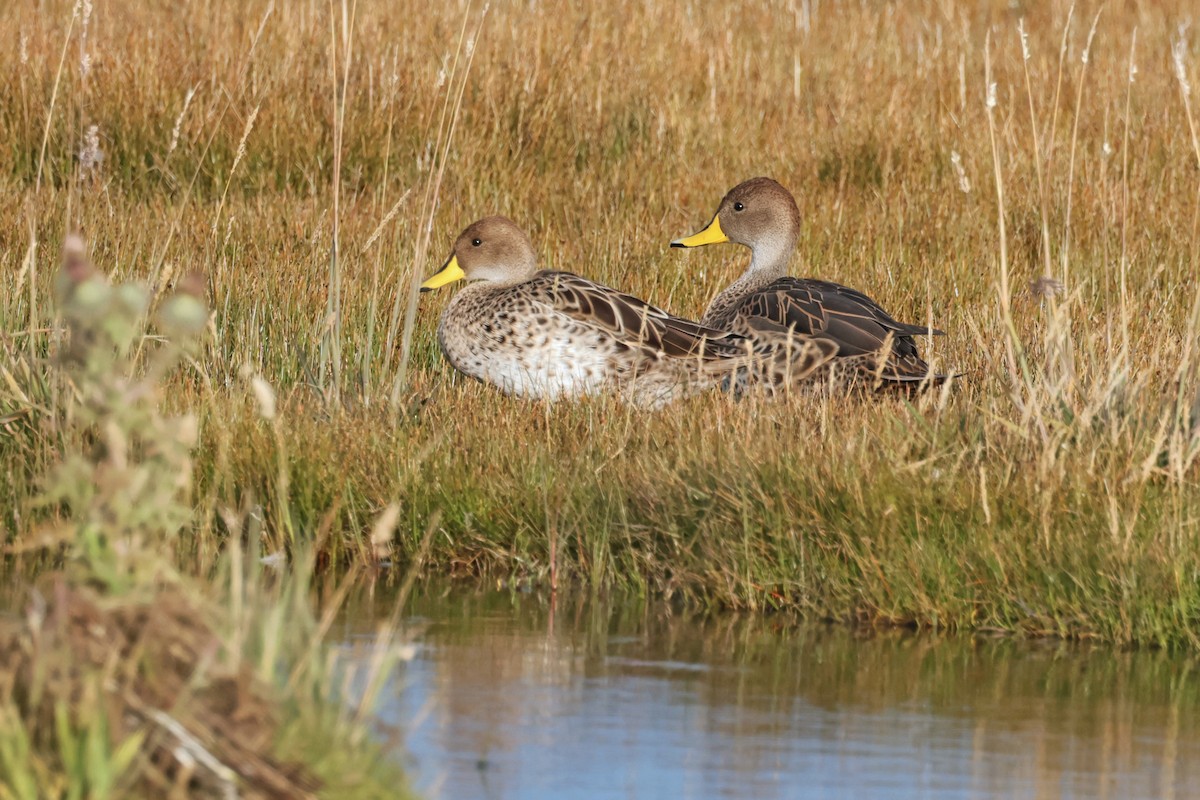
[671,177,801,274]
[422,216,538,292]
[713,178,800,246]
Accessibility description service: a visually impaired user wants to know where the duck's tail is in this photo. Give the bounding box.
[713,334,840,395]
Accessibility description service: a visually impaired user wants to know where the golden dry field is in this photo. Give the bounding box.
[2,0,1200,647]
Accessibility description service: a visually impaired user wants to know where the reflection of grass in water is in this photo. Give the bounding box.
[404,584,1200,719]
[0,0,1199,650]
[396,585,1200,796]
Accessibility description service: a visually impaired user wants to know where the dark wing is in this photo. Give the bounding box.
[525,271,749,360]
[739,278,943,381]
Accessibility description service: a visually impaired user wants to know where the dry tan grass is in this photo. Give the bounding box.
[1,0,1199,645]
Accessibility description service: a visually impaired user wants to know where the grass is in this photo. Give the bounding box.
[0,241,413,795]
[1,0,1199,651]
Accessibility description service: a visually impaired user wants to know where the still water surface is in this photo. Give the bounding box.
[335,587,1200,800]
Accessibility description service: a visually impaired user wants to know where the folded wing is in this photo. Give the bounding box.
[526,271,751,361]
[738,278,944,382]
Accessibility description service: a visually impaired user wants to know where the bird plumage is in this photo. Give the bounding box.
[422,217,834,406]
[673,177,948,387]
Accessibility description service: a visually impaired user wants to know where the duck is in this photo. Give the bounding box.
[420,216,834,406]
[671,177,946,386]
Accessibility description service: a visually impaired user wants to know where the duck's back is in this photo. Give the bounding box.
[711,277,943,383]
[436,271,752,402]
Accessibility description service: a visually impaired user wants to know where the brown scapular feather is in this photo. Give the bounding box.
[727,278,947,384]
[528,271,751,361]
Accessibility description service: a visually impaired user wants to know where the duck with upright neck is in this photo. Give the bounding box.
[420,216,832,406]
[671,177,946,385]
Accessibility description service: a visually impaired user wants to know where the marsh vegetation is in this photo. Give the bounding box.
[1,8,1200,785]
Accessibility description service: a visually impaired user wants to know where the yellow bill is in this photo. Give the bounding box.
[420,255,466,292]
[670,215,729,248]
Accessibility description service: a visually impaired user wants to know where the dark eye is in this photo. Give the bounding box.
[733,202,745,212]
[471,238,482,247]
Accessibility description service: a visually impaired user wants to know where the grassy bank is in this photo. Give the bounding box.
[0,246,412,796]
[2,0,1199,647]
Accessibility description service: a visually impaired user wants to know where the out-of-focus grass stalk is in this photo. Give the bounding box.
[1017,18,1055,283]
[1062,10,1103,289]
[983,37,1029,420]
[320,0,358,403]
[1119,30,1137,366]
[389,5,489,408]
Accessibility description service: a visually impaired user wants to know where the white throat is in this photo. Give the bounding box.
[747,234,794,277]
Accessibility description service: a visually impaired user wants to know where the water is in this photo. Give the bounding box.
[335,586,1200,800]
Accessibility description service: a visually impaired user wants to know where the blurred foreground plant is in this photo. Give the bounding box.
[0,238,412,799]
[39,236,209,590]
